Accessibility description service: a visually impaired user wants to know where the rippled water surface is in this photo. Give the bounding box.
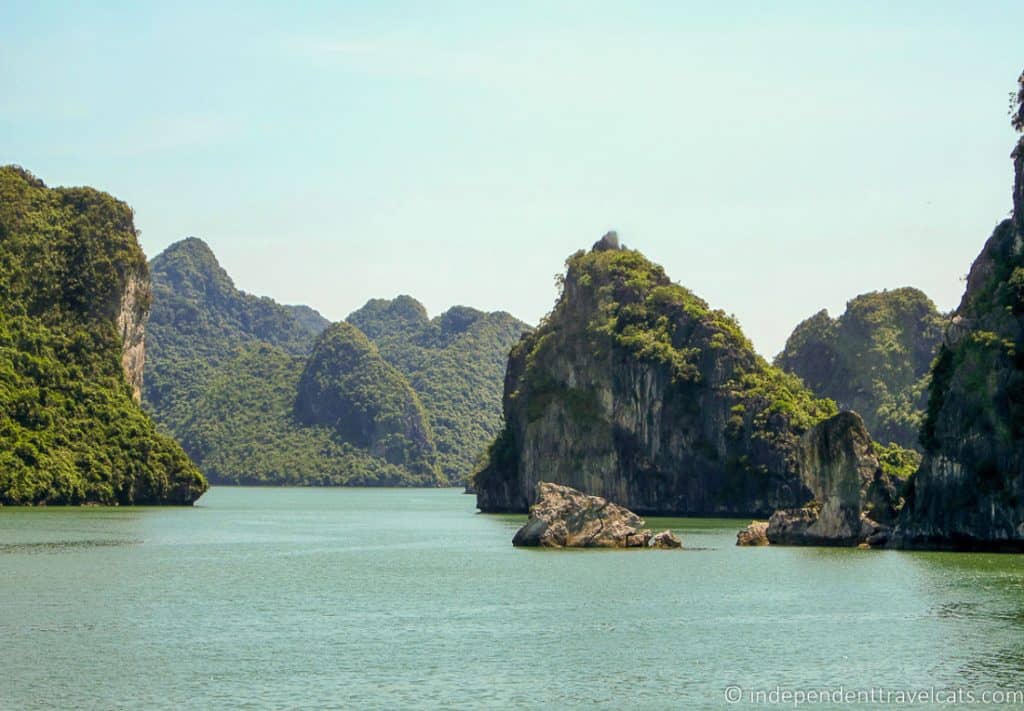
[2,487,1023,709]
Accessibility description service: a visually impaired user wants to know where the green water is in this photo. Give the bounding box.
[1,487,1023,710]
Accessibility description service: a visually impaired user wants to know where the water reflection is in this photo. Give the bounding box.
[0,539,140,554]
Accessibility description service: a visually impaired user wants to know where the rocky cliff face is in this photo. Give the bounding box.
[475,235,837,515]
[891,71,1024,551]
[115,269,150,402]
[766,412,900,546]
[776,289,944,450]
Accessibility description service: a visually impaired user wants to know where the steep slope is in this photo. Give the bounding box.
[474,233,837,515]
[145,239,441,485]
[295,323,440,484]
[892,75,1024,550]
[0,166,206,505]
[178,343,432,485]
[765,412,903,547]
[776,289,945,450]
[348,296,530,481]
[143,237,328,436]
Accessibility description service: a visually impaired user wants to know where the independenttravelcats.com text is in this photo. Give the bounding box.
[724,685,1024,706]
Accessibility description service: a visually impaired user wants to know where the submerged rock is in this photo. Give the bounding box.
[765,412,900,547]
[736,521,769,546]
[511,482,681,549]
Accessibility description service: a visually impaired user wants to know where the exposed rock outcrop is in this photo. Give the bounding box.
[890,74,1024,551]
[649,529,683,548]
[512,482,681,548]
[766,412,900,546]
[592,230,621,251]
[736,521,769,546]
[475,239,836,515]
[115,270,150,402]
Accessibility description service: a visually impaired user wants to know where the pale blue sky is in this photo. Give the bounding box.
[2,1,1022,356]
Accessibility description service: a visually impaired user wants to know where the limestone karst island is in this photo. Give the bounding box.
[2,4,1023,708]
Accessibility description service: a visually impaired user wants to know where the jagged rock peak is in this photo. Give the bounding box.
[592,231,621,252]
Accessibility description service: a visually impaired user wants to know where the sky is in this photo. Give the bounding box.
[2,1,1022,357]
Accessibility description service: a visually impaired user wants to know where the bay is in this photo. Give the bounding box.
[1,487,1023,709]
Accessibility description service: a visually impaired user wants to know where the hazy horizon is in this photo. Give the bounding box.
[3,1,1023,356]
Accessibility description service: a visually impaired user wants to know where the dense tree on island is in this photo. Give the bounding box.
[144,237,328,437]
[145,240,517,486]
[294,322,441,484]
[145,239,444,485]
[180,342,440,486]
[0,166,206,505]
[776,288,945,451]
[348,296,530,482]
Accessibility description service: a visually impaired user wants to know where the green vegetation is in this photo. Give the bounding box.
[0,166,206,505]
[295,322,440,483]
[145,242,518,486]
[572,248,747,382]
[554,246,835,433]
[474,242,838,497]
[144,237,328,438]
[922,218,1024,451]
[177,343,431,485]
[144,239,447,486]
[873,442,921,480]
[348,296,530,482]
[776,288,945,450]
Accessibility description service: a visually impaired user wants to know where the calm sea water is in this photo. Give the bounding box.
[1,487,1023,710]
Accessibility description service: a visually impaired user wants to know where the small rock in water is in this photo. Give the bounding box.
[512,482,680,549]
[648,530,682,549]
[736,521,769,546]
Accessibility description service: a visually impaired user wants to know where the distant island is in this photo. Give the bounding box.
[143,238,528,487]
[776,288,944,452]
